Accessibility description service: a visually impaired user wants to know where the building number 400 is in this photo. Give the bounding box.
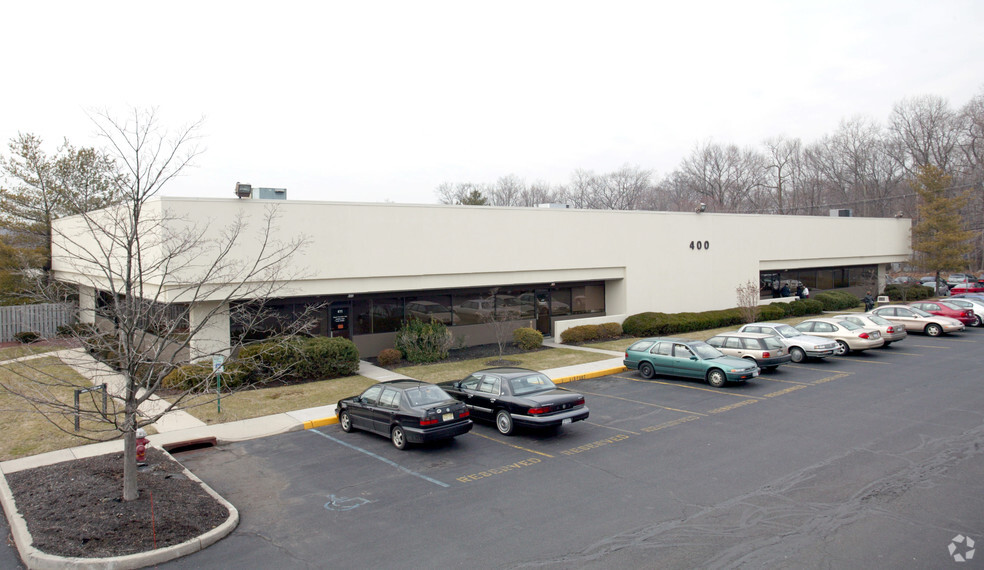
[689,240,710,250]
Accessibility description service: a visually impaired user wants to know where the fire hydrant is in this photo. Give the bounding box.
[136,428,150,464]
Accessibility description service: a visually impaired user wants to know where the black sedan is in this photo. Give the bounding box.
[336,380,472,449]
[438,367,588,436]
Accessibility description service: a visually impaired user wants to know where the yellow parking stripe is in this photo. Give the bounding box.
[584,421,640,435]
[757,377,811,385]
[467,431,554,458]
[794,365,852,374]
[576,388,707,417]
[829,357,890,364]
[619,375,766,399]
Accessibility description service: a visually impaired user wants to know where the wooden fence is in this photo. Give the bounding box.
[0,303,76,342]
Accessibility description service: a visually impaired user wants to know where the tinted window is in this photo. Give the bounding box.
[509,374,556,396]
[379,388,401,408]
[461,374,482,390]
[478,377,500,394]
[362,385,383,405]
[629,340,656,352]
[406,385,451,406]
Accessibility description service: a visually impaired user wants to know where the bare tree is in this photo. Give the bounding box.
[8,108,314,502]
[735,280,761,323]
[887,95,960,176]
[677,141,766,212]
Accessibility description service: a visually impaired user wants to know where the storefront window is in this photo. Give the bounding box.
[573,285,605,314]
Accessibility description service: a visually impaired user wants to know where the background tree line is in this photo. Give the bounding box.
[436,88,984,268]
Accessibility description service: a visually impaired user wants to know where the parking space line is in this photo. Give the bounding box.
[576,388,707,417]
[309,429,450,488]
[878,351,922,356]
[794,365,852,374]
[467,431,554,458]
[829,357,890,364]
[584,421,640,435]
[810,372,851,385]
[757,377,811,385]
[906,344,952,348]
[946,338,979,343]
[620,376,766,399]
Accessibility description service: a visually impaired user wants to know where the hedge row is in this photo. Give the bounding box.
[622,300,824,338]
[811,291,861,311]
[162,336,360,392]
[883,284,933,301]
[560,322,622,344]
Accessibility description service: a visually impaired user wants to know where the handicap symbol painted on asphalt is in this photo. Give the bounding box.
[324,494,373,511]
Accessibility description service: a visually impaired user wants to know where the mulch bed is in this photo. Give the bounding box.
[5,448,228,558]
[369,342,536,368]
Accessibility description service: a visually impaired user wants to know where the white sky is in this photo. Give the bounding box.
[2,0,982,204]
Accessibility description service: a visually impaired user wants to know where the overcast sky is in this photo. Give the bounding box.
[2,0,982,205]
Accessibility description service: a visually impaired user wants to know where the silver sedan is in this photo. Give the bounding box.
[794,317,884,355]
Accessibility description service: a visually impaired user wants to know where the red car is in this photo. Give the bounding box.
[909,301,976,326]
[950,283,984,294]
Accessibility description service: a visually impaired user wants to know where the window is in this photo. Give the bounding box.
[724,337,742,349]
[673,344,694,359]
[478,377,500,394]
[629,340,656,352]
[655,342,672,356]
[740,338,763,350]
[461,374,482,390]
[362,385,383,405]
[572,285,605,314]
[379,388,401,408]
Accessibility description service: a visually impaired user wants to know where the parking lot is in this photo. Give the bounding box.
[167,329,984,569]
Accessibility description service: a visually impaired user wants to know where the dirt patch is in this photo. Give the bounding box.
[5,448,228,559]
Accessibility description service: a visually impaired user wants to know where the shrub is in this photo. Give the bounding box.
[812,291,860,312]
[13,331,41,344]
[395,319,453,363]
[299,337,360,378]
[598,322,623,339]
[789,299,824,316]
[758,303,789,321]
[161,363,213,391]
[884,284,932,302]
[622,309,745,337]
[56,323,98,337]
[512,327,544,351]
[560,325,600,344]
[377,348,402,367]
[239,338,305,377]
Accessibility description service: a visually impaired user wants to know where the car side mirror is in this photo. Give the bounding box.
[690,356,698,361]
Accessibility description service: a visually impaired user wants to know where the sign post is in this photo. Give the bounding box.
[212,355,225,413]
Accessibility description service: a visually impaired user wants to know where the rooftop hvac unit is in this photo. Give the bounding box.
[829,209,852,217]
[234,182,252,198]
[255,187,287,200]
[537,203,571,209]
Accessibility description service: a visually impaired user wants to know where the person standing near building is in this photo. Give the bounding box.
[863,291,875,311]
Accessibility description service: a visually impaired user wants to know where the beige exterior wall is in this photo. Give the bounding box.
[51,197,912,353]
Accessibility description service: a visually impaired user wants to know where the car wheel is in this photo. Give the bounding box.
[882,341,892,347]
[764,366,778,372]
[789,347,806,363]
[391,425,407,450]
[974,315,983,327]
[925,323,943,337]
[835,340,849,356]
[707,369,727,388]
[639,361,655,379]
[339,410,353,433]
[495,409,514,436]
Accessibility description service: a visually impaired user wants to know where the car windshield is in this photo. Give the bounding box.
[774,324,802,337]
[940,302,963,311]
[405,385,452,407]
[509,374,557,396]
[691,341,725,359]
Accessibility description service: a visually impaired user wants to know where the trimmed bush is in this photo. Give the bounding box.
[758,303,789,321]
[623,301,824,338]
[560,322,623,344]
[512,327,544,351]
[162,363,213,391]
[13,331,41,344]
[812,291,860,312]
[789,299,824,316]
[377,348,402,367]
[239,338,305,377]
[395,319,453,363]
[884,284,933,301]
[299,336,360,378]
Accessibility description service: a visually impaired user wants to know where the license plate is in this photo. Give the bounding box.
[752,370,759,377]
[443,413,453,421]
[562,418,572,425]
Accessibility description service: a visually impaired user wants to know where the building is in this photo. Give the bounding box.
[50,196,912,360]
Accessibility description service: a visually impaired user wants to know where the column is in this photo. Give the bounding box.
[188,301,231,361]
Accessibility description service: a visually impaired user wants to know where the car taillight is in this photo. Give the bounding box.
[887,326,895,333]
[528,406,552,415]
[574,398,585,407]
[859,332,870,339]
[762,351,771,358]
[459,409,469,418]
[420,417,439,426]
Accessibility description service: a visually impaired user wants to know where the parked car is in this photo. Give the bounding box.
[704,332,791,371]
[623,337,759,387]
[794,317,884,355]
[336,380,472,449]
[949,282,984,294]
[946,273,978,287]
[438,368,588,435]
[951,293,984,303]
[736,322,839,363]
[870,305,965,336]
[946,297,984,326]
[829,313,908,346]
[909,300,977,327]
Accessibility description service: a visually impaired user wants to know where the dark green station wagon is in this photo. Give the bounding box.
[623,337,760,387]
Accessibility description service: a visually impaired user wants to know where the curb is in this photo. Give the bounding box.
[0,449,239,570]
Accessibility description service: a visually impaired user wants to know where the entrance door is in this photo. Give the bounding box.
[535,289,551,336]
[329,302,351,339]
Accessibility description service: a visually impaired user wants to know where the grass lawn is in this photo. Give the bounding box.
[0,357,116,461]
[183,375,378,424]
[391,347,614,384]
[0,343,67,362]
